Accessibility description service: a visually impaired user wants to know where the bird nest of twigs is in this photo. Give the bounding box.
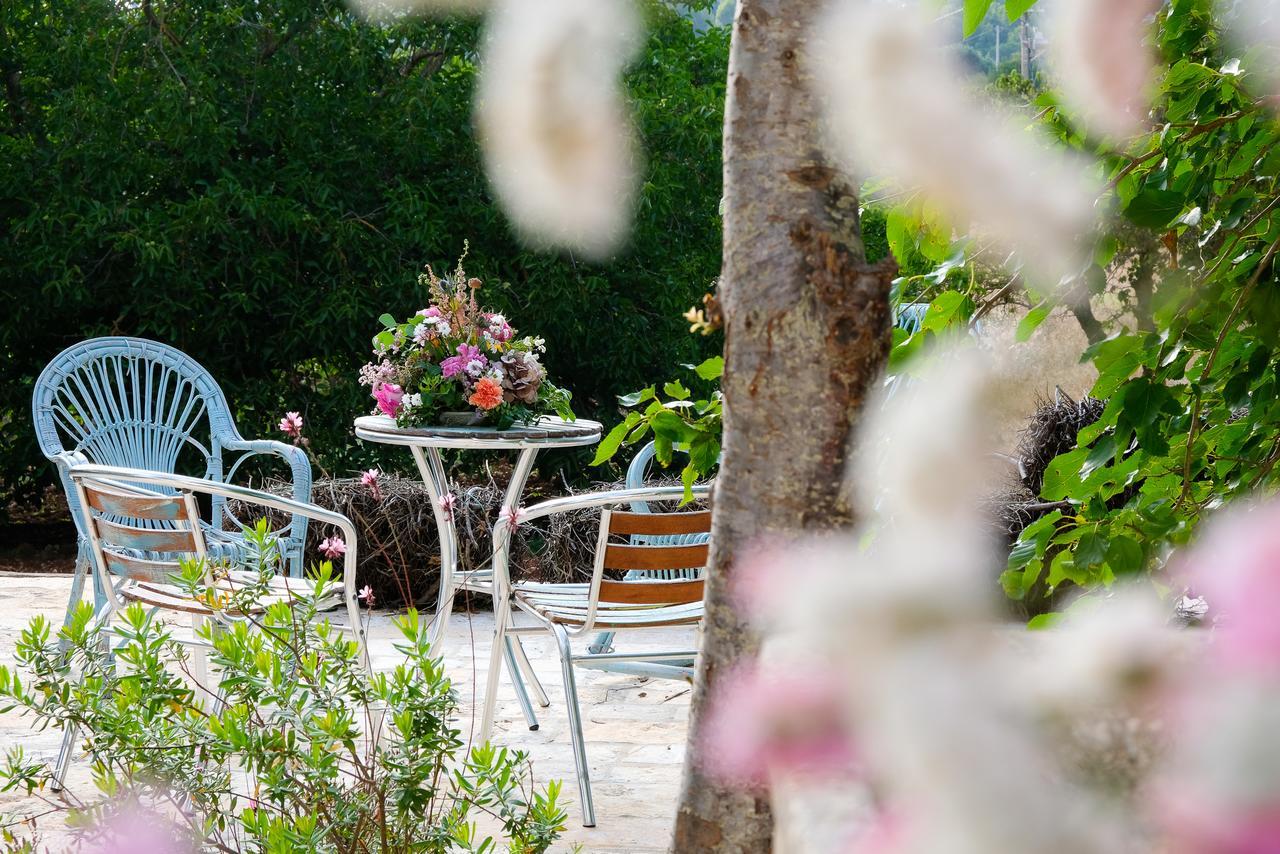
[229,472,695,609]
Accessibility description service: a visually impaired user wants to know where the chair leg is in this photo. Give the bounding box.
[587,630,615,656]
[503,638,541,731]
[50,721,78,792]
[511,635,551,708]
[552,623,595,827]
[57,550,90,652]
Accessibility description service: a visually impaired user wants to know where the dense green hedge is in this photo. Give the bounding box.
[0,1,730,503]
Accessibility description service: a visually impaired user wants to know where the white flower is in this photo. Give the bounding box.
[401,393,423,410]
[476,0,642,259]
[465,358,487,378]
[413,323,431,345]
[810,2,1100,289]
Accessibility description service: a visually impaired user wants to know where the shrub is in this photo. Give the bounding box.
[0,528,565,851]
[0,1,728,506]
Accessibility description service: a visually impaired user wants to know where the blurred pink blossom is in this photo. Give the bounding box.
[278,411,303,439]
[1049,0,1159,140]
[373,383,404,418]
[358,585,375,606]
[89,806,192,854]
[1184,500,1280,673]
[1156,783,1280,854]
[319,535,347,560]
[699,662,859,788]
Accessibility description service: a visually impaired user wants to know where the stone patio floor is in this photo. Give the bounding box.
[0,574,693,852]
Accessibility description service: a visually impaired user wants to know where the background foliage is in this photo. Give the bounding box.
[894,0,1280,615]
[0,0,729,505]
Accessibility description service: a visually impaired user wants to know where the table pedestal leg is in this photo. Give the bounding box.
[414,444,545,732]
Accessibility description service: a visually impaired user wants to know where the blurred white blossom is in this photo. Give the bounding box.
[1046,0,1159,141]
[1224,0,1280,107]
[810,1,1101,288]
[346,0,488,20]
[1025,587,1182,714]
[476,0,642,258]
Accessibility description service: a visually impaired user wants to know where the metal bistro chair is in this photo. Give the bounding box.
[588,441,710,664]
[55,464,369,789]
[32,337,314,634]
[488,484,712,827]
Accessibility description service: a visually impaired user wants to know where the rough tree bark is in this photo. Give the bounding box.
[671,1,896,851]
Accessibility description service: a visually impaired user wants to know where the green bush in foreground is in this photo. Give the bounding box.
[0,525,564,852]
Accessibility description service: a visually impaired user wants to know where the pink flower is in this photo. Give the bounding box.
[1184,500,1280,673]
[319,535,347,560]
[373,383,404,418]
[278,411,303,439]
[358,585,375,607]
[498,505,524,532]
[441,343,484,379]
[439,492,457,520]
[699,662,859,788]
[361,468,382,501]
[417,306,443,319]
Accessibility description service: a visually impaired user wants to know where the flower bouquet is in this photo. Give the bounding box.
[360,258,574,430]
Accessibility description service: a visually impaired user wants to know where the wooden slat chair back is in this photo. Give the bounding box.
[76,477,206,590]
[597,510,710,606]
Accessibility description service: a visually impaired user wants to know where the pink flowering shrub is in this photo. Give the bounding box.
[699,662,859,788]
[359,250,574,429]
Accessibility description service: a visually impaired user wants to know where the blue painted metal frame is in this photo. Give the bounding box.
[32,337,313,625]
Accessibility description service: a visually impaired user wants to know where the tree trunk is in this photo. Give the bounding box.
[670,1,895,851]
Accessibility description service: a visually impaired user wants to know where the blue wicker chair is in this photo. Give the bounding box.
[32,337,313,629]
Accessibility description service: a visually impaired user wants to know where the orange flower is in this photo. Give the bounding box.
[468,377,505,411]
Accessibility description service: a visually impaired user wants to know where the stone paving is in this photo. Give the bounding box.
[0,574,694,852]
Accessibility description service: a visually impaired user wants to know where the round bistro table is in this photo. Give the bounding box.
[354,414,602,731]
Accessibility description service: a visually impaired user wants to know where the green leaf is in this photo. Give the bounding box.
[1123,188,1185,229]
[1106,535,1144,575]
[963,0,995,37]
[1080,435,1117,479]
[1075,530,1109,570]
[591,413,640,465]
[1006,0,1038,20]
[378,313,397,329]
[618,386,655,408]
[693,356,724,381]
[1026,612,1062,630]
[1015,305,1051,342]
[663,380,690,400]
[921,290,973,333]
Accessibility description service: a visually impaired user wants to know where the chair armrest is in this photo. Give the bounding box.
[221,438,313,504]
[519,484,712,526]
